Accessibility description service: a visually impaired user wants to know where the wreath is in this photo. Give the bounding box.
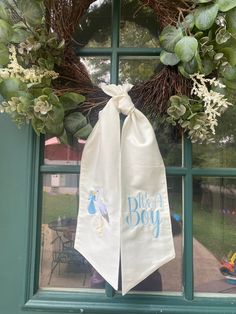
[0,0,235,143]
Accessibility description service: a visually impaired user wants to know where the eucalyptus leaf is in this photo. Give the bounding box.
[0,3,9,21]
[64,112,88,136]
[0,43,9,65]
[226,7,236,33]
[216,0,236,12]
[45,121,64,136]
[0,19,13,43]
[178,64,191,78]
[160,50,180,66]
[0,78,27,99]
[216,28,231,44]
[174,36,198,63]
[221,63,236,80]
[60,92,85,111]
[159,26,183,52]
[220,47,236,65]
[202,57,214,75]
[74,124,92,140]
[181,14,195,31]
[19,0,43,26]
[222,78,236,89]
[194,3,219,30]
[11,28,28,43]
[183,57,198,74]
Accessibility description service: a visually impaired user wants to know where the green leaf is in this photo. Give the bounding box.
[0,3,9,21]
[60,92,85,111]
[182,57,198,74]
[221,63,236,80]
[216,0,236,12]
[178,64,191,78]
[64,112,87,133]
[11,28,28,43]
[216,28,231,44]
[220,47,236,65]
[64,112,90,137]
[45,121,64,136]
[74,124,92,140]
[222,78,236,89]
[19,0,43,26]
[181,14,195,31]
[226,7,236,33]
[159,26,183,52]
[160,50,180,66]
[174,36,198,63]
[0,43,9,65]
[202,57,214,75]
[0,78,27,99]
[194,3,219,30]
[0,19,13,43]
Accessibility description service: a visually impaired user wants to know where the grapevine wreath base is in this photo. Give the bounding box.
[0,0,235,143]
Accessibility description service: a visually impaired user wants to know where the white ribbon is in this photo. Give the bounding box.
[74,84,175,295]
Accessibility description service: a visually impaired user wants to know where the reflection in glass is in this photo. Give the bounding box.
[120,0,159,48]
[80,57,110,85]
[193,177,236,294]
[73,0,111,48]
[44,136,85,166]
[155,122,182,167]
[119,57,160,84]
[193,106,236,168]
[39,174,103,290]
[129,176,182,293]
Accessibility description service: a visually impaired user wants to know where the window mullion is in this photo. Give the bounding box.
[183,136,194,300]
[110,0,120,84]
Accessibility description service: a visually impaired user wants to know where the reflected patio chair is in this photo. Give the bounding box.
[48,219,91,285]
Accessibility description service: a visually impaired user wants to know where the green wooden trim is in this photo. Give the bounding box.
[40,165,80,173]
[24,290,236,313]
[166,167,187,176]
[192,168,236,177]
[183,137,193,300]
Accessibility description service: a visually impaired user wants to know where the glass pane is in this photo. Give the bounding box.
[193,177,236,295]
[81,57,110,85]
[120,0,159,48]
[193,106,236,168]
[129,176,182,293]
[44,136,85,166]
[39,174,103,290]
[119,57,160,84]
[155,123,182,167]
[73,0,111,48]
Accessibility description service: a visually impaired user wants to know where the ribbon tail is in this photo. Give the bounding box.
[74,101,121,290]
[120,110,175,295]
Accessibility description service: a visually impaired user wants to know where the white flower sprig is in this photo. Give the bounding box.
[190,73,232,135]
[0,45,58,85]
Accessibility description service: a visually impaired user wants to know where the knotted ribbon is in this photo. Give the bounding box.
[74,84,175,295]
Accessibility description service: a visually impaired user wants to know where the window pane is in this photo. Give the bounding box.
[44,136,85,166]
[73,0,111,48]
[193,177,236,295]
[81,57,110,85]
[193,106,236,168]
[155,124,182,167]
[119,57,160,85]
[129,176,182,293]
[40,174,103,290]
[120,0,159,48]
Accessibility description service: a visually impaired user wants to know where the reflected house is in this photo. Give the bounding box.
[44,137,85,194]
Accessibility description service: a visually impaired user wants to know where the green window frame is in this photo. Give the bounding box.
[24,1,236,313]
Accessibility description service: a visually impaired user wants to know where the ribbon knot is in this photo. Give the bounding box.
[101,83,135,116]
